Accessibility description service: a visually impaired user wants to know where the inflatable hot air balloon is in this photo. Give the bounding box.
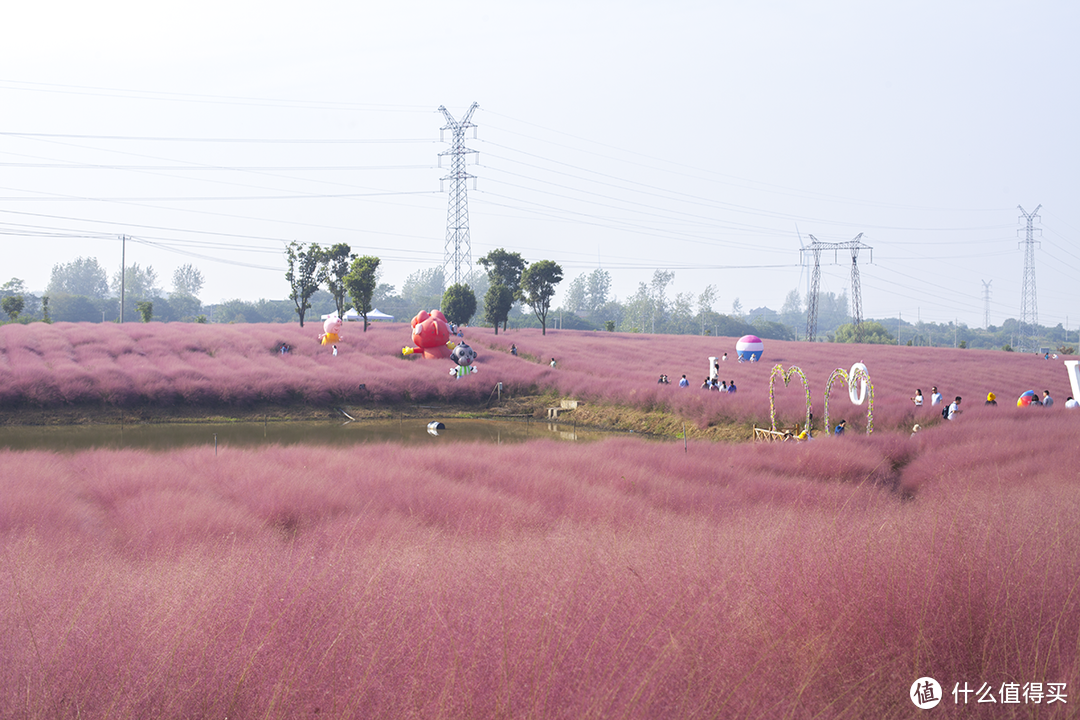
[736,335,764,362]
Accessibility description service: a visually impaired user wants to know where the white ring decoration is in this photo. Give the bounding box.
[849,363,868,405]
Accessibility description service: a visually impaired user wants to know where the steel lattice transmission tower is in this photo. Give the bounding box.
[1017,204,1042,353]
[802,233,873,342]
[438,103,480,287]
[982,279,992,330]
[804,242,824,342]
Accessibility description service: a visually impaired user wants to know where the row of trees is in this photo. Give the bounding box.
[1,258,206,324]
[284,242,381,330]
[283,244,567,336]
[10,252,1074,352]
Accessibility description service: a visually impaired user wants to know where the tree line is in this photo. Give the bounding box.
[7,251,1073,353]
[1,258,206,324]
[284,244,566,335]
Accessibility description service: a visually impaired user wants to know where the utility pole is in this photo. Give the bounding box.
[119,234,126,323]
[438,103,480,288]
[1017,204,1042,353]
[802,233,872,342]
[981,279,992,330]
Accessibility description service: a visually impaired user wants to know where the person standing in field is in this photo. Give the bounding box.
[947,396,962,420]
[727,380,737,393]
[510,344,517,356]
[931,387,943,406]
[912,389,923,406]
[550,358,557,368]
[332,345,338,357]
[1065,396,1079,409]
[834,419,846,436]
[679,375,689,387]
[985,392,997,406]
[1042,390,1054,407]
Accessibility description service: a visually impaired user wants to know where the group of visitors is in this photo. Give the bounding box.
[911,386,963,420]
[659,373,740,393]
[912,384,1076,421]
[699,377,738,393]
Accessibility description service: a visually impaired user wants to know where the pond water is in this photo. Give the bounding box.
[0,417,615,452]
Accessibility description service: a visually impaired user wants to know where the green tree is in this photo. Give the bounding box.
[484,284,514,335]
[478,249,527,294]
[441,283,477,326]
[48,257,109,298]
[320,243,355,319]
[135,301,153,323]
[343,255,380,331]
[1,278,26,297]
[478,249,527,331]
[564,274,587,313]
[520,260,563,336]
[586,268,611,313]
[401,267,445,314]
[621,282,651,333]
[2,294,24,321]
[285,241,324,327]
[171,264,204,297]
[834,321,895,344]
[51,295,115,323]
[667,292,695,335]
[112,263,160,299]
[168,294,202,322]
[780,289,803,332]
[649,270,674,333]
[697,284,718,334]
[41,296,51,323]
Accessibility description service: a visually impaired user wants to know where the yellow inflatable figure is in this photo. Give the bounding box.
[319,316,343,346]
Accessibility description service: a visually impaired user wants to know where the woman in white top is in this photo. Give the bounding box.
[911,389,923,406]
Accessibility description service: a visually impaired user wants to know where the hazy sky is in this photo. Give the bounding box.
[2,0,1077,330]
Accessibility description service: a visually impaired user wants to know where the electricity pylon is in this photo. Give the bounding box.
[982,279,992,330]
[438,103,480,287]
[1017,204,1042,353]
[802,233,873,342]
[804,241,823,342]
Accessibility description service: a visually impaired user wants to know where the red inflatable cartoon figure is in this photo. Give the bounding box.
[402,309,454,359]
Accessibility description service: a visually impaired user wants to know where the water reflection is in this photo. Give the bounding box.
[0,418,610,452]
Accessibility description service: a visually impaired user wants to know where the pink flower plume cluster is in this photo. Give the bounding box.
[1,322,1072,433]
[0,413,1077,717]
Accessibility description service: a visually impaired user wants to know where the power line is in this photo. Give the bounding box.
[0,78,435,112]
[0,131,436,144]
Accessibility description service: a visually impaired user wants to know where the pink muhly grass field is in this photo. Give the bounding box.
[1,322,1073,434]
[1,416,1077,718]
